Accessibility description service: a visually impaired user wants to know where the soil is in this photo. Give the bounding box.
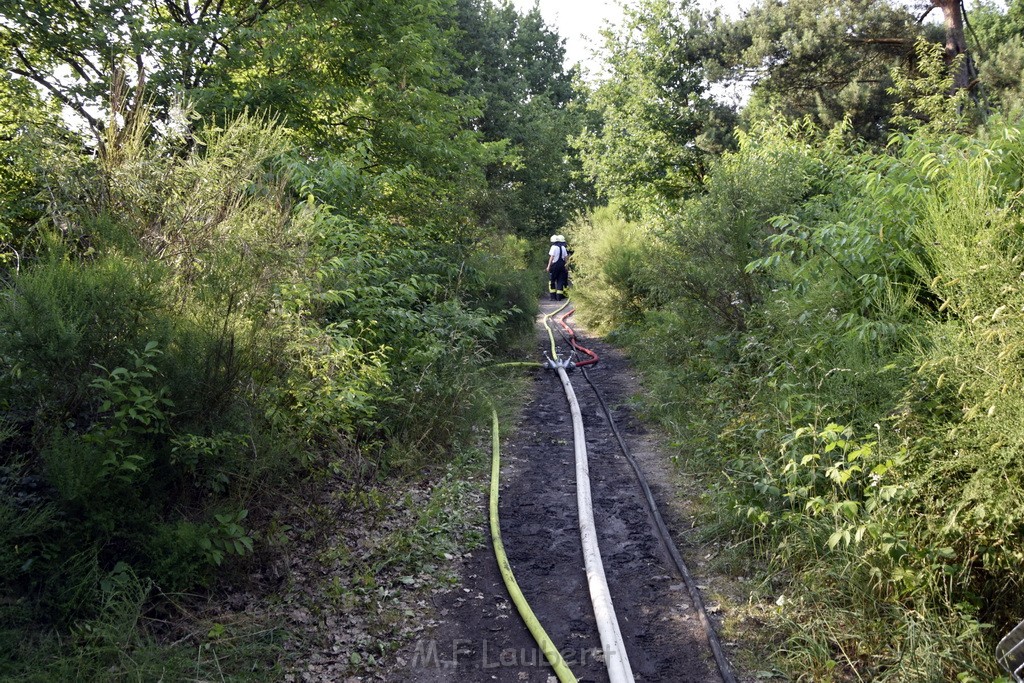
[383,298,741,683]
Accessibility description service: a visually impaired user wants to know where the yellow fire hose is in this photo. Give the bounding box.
[489,407,578,683]
[483,299,635,683]
[544,300,572,359]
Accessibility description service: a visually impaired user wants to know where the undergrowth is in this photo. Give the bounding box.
[572,104,1024,680]
[0,101,538,676]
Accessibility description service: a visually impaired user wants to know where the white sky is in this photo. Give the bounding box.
[512,0,756,76]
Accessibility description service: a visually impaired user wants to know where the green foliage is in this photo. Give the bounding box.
[0,0,546,676]
[0,113,298,630]
[573,121,822,333]
[201,509,255,567]
[1,0,497,233]
[576,0,737,216]
[449,0,593,235]
[902,134,1024,599]
[971,0,1024,114]
[889,39,975,133]
[719,126,1024,678]
[658,122,821,330]
[565,206,655,331]
[463,233,542,348]
[0,102,528,674]
[270,209,525,475]
[0,559,284,681]
[730,0,925,141]
[0,458,56,621]
[86,342,174,484]
[577,107,1024,677]
[0,72,68,258]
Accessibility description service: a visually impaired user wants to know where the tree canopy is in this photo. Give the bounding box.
[576,0,737,216]
[449,0,593,236]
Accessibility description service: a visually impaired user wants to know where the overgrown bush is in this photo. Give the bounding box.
[0,115,302,630]
[0,104,534,676]
[565,205,655,331]
[577,114,1024,678]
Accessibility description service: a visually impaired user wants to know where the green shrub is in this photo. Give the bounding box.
[585,117,1024,677]
[566,205,655,331]
[463,233,540,352]
[0,69,549,682]
[0,113,307,638]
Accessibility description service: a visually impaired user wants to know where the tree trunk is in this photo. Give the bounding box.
[930,0,977,92]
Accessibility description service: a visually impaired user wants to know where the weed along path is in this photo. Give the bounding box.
[384,298,732,682]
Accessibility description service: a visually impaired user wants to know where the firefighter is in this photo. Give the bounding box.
[546,234,569,301]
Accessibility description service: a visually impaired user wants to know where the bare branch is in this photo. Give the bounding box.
[162,0,190,25]
[7,59,102,137]
[845,37,914,46]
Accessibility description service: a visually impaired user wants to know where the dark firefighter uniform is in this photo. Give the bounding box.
[547,235,569,301]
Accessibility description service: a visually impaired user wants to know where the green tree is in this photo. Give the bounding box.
[970,0,1024,113]
[730,0,924,140]
[449,0,593,236]
[0,69,72,258]
[0,0,283,149]
[0,0,494,227]
[576,0,737,216]
[0,5,538,674]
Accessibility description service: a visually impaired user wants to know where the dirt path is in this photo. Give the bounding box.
[384,298,736,682]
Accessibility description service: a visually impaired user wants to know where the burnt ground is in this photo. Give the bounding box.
[384,298,739,683]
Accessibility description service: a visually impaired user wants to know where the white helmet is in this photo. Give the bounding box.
[550,235,559,243]
[556,235,565,242]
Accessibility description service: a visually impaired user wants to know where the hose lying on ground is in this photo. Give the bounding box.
[554,365,636,683]
[558,312,738,683]
[557,308,599,367]
[542,299,572,361]
[489,406,578,683]
[543,302,636,682]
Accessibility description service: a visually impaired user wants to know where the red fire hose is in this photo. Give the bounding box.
[557,309,599,367]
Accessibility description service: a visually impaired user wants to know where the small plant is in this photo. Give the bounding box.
[170,431,249,493]
[200,509,255,566]
[889,38,976,134]
[86,341,174,483]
